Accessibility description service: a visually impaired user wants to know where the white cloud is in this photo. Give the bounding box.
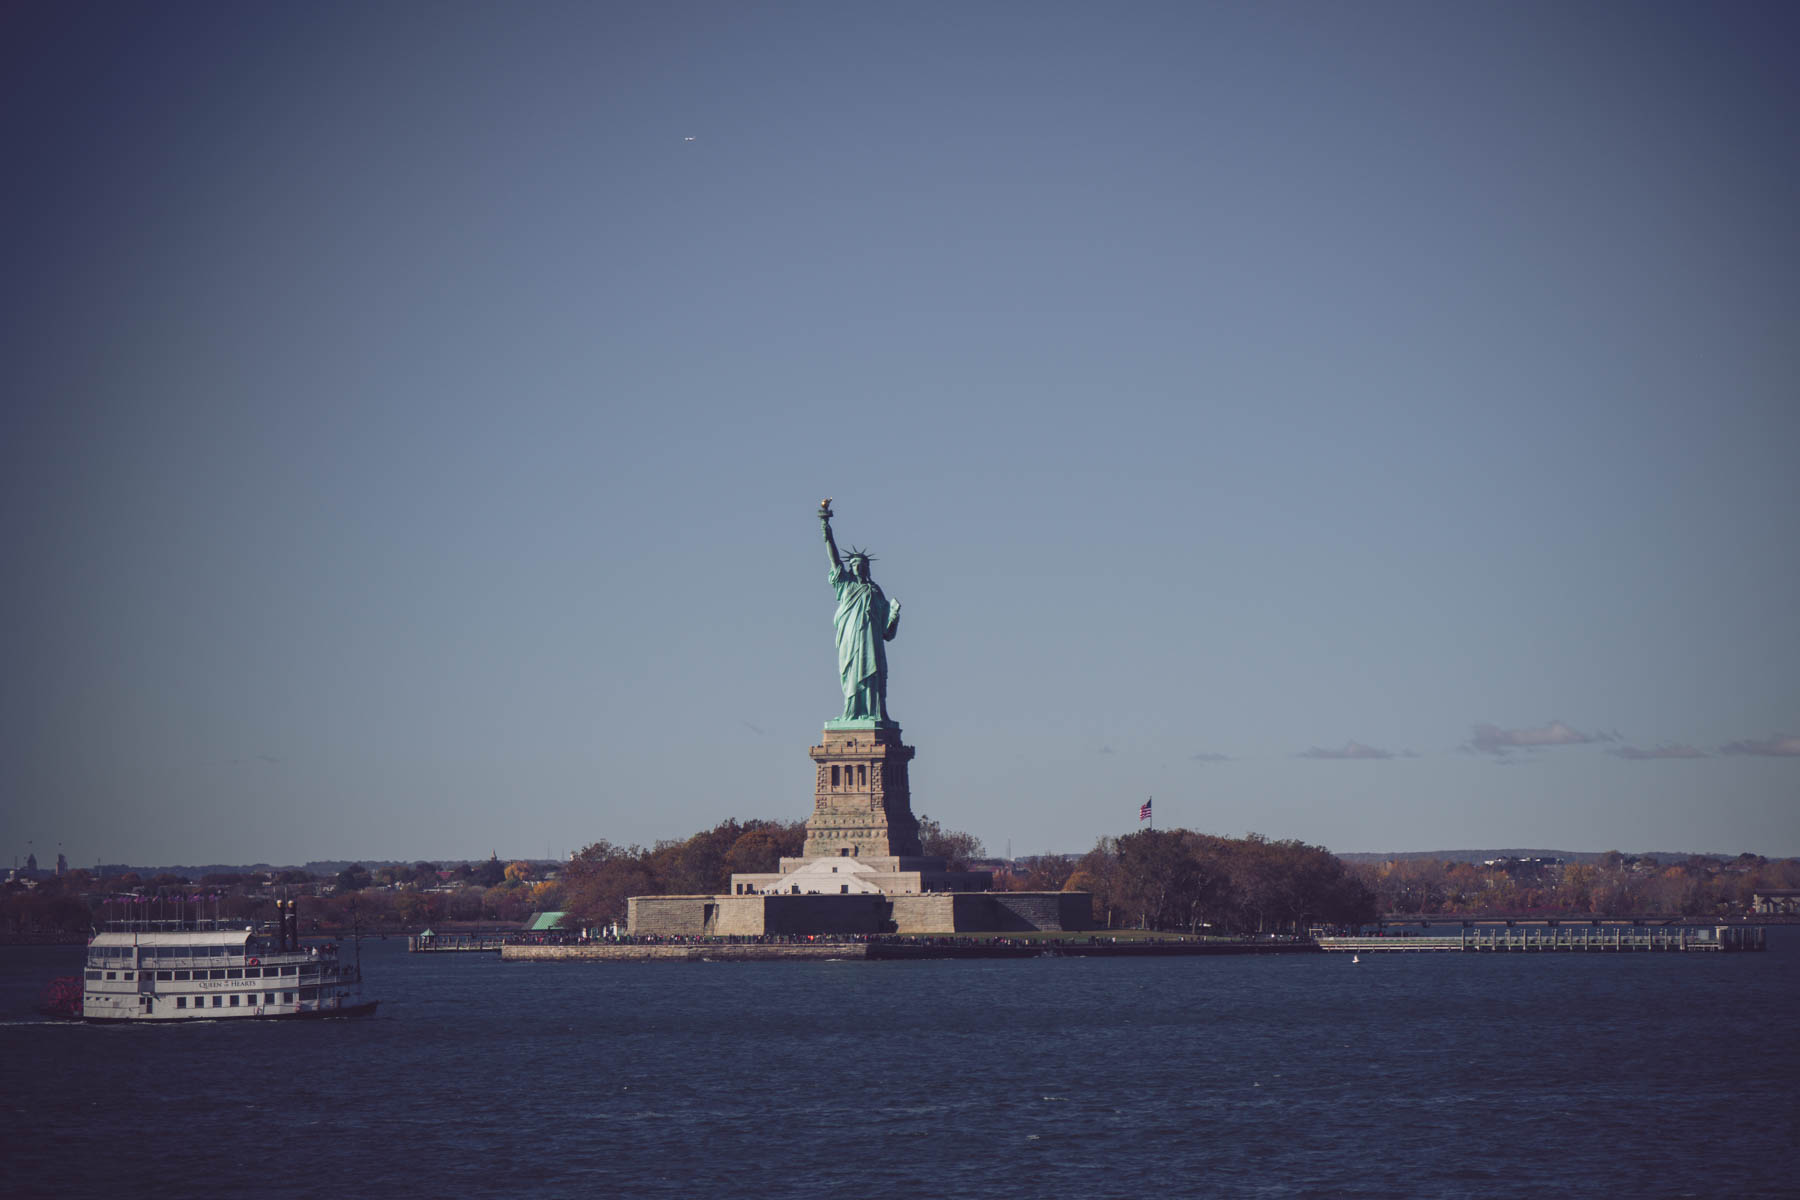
[1719,734,1800,757]
[1300,741,1393,760]
[1463,721,1605,755]
[1608,744,1707,760]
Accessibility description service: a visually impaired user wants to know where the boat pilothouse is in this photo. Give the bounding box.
[81,897,377,1023]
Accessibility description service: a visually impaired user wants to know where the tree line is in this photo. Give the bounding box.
[1352,851,1800,917]
[1039,830,1379,934]
[560,822,1382,935]
[10,834,1789,939]
[0,857,566,937]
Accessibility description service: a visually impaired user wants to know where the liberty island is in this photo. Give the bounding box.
[616,501,1090,937]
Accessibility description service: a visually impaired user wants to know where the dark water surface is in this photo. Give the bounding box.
[4,933,1796,1198]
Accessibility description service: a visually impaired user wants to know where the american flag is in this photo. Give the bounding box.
[1139,797,1153,822]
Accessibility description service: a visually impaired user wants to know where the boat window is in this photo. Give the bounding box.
[212,996,223,1007]
[280,966,297,976]
[105,971,116,980]
[156,971,171,981]
[123,972,133,980]
[264,992,276,1004]
[210,969,226,979]
[283,992,295,1004]
[176,997,187,1008]
[85,971,101,981]
[229,995,240,1007]
[227,969,242,979]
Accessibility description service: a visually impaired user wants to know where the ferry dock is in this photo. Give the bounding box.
[1315,923,1765,953]
[408,930,508,953]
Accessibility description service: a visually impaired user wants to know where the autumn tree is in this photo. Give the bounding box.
[559,840,654,929]
[395,891,443,927]
[722,822,806,877]
[1074,839,1124,928]
[1114,830,1206,930]
[1021,855,1077,891]
[917,814,984,870]
[528,879,565,910]
[1074,829,1375,933]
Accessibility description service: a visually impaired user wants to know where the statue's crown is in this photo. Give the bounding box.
[845,545,875,562]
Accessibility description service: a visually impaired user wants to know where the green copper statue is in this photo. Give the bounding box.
[819,498,900,723]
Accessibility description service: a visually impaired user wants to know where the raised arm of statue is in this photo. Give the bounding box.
[819,498,843,574]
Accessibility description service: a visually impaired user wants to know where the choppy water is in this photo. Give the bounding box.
[4,931,1796,1198]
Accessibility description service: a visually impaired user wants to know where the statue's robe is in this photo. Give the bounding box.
[830,565,897,720]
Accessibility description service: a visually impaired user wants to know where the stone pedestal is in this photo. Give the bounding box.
[802,721,922,859]
[626,716,1090,936]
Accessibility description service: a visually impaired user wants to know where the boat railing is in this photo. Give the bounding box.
[98,956,347,976]
[92,946,341,967]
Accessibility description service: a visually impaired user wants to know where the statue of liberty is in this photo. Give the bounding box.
[818,499,900,723]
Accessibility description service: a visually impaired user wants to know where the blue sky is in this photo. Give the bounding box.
[4,2,1796,868]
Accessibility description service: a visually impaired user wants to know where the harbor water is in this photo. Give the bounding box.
[3,929,1796,1198]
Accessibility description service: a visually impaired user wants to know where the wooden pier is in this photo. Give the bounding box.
[1315,924,1764,954]
[408,932,507,953]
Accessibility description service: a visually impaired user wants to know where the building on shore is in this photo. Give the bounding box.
[1752,889,1800,915]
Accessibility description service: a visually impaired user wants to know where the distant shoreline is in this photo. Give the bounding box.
[4,913,1793,949]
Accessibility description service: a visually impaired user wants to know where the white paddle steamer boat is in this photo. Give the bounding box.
[79,898,376,1022]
